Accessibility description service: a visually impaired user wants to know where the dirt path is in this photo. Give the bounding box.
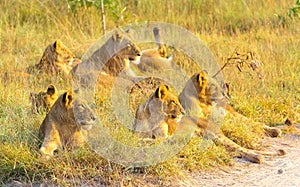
[181,134,300,187]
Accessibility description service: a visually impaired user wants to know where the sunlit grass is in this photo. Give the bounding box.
[0,0,299,185]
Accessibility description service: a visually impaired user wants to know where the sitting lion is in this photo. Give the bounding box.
[39,89,96,158]
[30,84,58,114]
[27,40,81,76]
[133,85,185,138]
[179,70,282,137]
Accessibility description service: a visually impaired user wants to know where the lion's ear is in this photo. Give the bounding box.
[47,84,57,96]
[112,31,123,43]
[29,92,35,99]
[158,44,167,58]
[197,71,207,84]
[53,40,62,50]
[155,85,169,99]
[62,90,74,108]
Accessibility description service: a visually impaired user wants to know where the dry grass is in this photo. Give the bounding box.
[0,0,299,185]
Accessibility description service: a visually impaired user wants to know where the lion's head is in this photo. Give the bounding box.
[134,85,185,138]
[179,71,227,118]
[52,89,96,130]
[30,84,58,114]
[153,85,185,121]
[102,30,141,76]
[72,30,141,87]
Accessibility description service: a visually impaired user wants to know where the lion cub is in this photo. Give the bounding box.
[39,89,96,159]
[133,85,185,138]
[133,27,172,73]
[30,84,58,114]
[27,40,81,76]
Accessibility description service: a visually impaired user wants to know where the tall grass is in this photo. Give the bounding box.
[0,0,299,185]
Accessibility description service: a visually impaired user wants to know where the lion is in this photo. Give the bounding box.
[133,85,185,138]
[179,70,282,137]
[132,82,284,163]
[30,84,58,114]
[72,30,141,80]
[27,40,81,76]
[72,30,142,89]
[133,27,172,73]
[39,89,96,159]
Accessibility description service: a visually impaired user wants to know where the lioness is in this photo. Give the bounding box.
[133,82,284,163]
[179,71,282,137]
[72,30,141,82]
[135,81,285,163]
[30,84,58,114]
[39,89,96,158]
[133,85,185,138]
[27,40,81,76]
[133,27,172,73]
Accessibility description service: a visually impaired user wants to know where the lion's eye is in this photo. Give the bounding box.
[78,104,85,110]
[171,100,176,105]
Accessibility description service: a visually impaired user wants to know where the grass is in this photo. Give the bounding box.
[0,0,300,185]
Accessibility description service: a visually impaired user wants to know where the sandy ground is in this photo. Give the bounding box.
[180,134,300,187]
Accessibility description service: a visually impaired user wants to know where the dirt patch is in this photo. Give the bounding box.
[180,134,300,187]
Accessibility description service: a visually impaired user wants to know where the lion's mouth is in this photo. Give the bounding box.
[129,56,135,61]
[77,119,96,130]
[81,124,93,130]
[131,56,141,64]
[170,113,183,123]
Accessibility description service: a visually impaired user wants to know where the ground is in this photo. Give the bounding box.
[179,132,300,187]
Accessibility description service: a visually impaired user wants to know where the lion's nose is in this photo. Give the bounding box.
[171,114,177,119]
[181,110,186,115]
[91,115,97,121]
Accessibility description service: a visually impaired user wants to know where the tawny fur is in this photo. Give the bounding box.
[178,71,284,163]
[27,40,80,76]
[72,30,141,81]
[39,89,96,159]
[133,85,185,138]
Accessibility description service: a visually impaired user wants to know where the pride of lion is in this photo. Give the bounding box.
[26,27,287,164]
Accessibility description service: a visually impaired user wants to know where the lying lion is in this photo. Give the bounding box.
[27,40,81,76]
[133,27,172,73]
[179,71,282,137]
[72,30,141,84]
[39,89,96,159]
[133,85,185,138]
[134,83,284,163]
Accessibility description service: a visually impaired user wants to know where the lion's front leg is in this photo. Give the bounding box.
[153,122,169,138]
[70,130,86,148]
[39,126,62,159]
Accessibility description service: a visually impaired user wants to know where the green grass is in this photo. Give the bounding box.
[0,0,300,185]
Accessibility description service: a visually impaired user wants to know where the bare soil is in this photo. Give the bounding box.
[179,134,300,187]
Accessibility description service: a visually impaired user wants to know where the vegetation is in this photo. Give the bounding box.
[0,0,299,185]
